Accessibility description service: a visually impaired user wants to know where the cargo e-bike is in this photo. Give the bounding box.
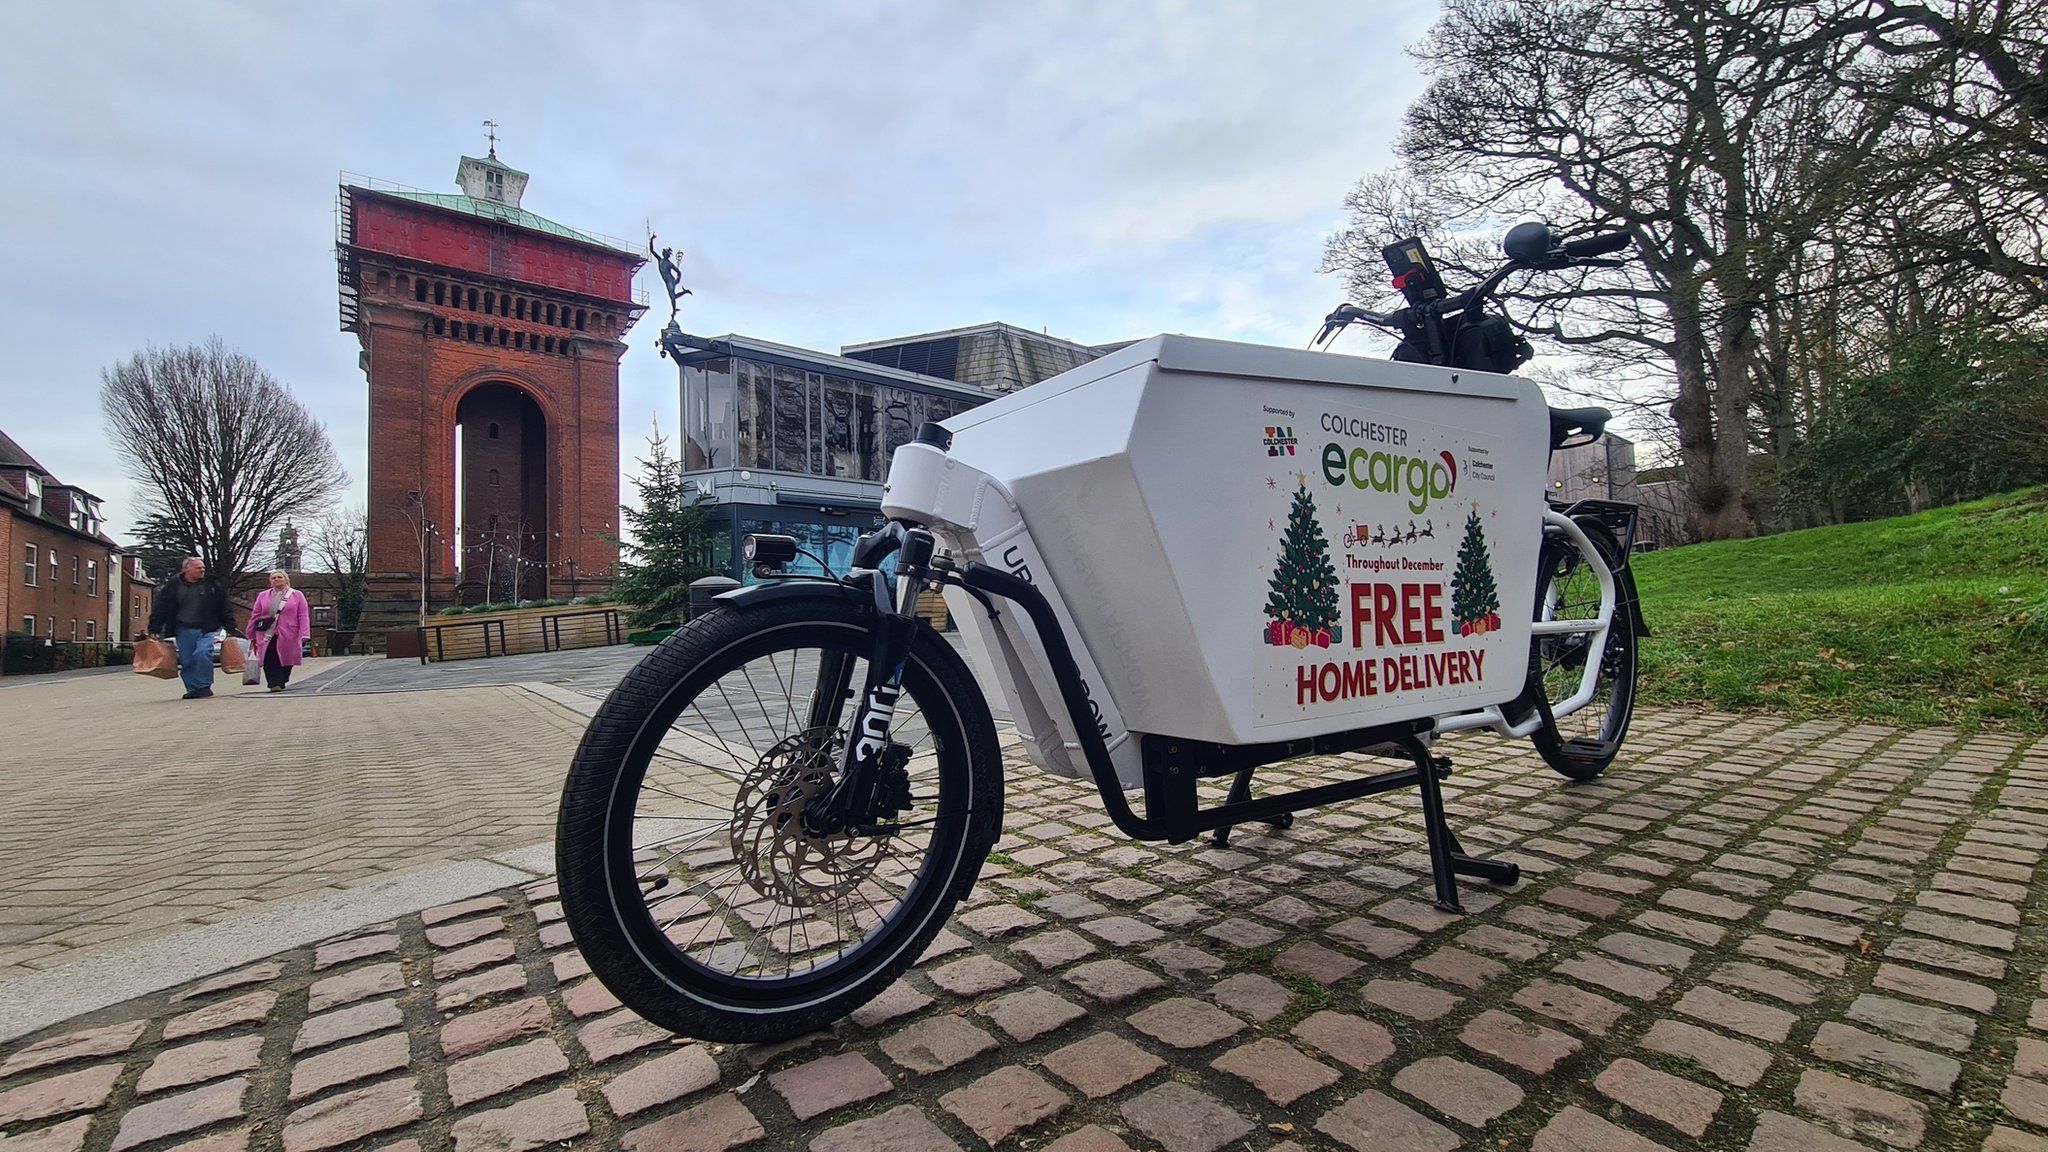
[556,223,1647,1041]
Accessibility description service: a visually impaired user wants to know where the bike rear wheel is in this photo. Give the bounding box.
[556,596,1001,1042]
[1528,524,1638,780]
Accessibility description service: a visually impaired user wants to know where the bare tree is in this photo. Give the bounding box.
[101,338,345,592]
[395,493,442,627]
[1325,0,2047,537]
[308,507,369,633]
[1325,0,1905,539]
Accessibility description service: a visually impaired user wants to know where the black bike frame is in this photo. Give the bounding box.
[748,524,1521,913]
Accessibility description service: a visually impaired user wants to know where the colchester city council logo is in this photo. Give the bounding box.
[1263,426,1298,457]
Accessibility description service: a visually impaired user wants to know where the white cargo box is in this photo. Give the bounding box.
[934,334,1551,750]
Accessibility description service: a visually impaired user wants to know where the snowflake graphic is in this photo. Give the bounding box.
[1266,477,1277,490]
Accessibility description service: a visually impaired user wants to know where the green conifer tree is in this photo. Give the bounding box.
[1450,507,1501,633]
[613,422,720,627]
[1264,480,1340,642]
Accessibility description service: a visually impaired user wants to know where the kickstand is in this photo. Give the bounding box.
[1399,735,1521,912]
[1210,768,1298,847]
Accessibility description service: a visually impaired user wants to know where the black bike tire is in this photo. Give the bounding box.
[555,596,1002,1042]
[1529,526,1638,781]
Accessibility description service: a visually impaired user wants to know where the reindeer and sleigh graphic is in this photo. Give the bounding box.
[1344,519,1435,547]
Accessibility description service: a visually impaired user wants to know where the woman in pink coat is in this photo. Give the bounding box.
[248,570,312,692]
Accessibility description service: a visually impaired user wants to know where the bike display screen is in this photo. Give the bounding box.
[1382,238,1447,301]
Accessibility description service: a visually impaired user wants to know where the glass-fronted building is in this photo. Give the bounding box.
[673,324,1110,584]
[673,332,1004,581]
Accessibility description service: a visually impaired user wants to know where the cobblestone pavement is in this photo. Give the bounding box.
[0,663,587,976]
[1,708,2043,1151]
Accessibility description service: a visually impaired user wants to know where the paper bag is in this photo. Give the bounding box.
[218,633,245,673]
[132,637,180,679]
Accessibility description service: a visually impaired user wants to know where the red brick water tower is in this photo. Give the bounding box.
[337,150,644,626]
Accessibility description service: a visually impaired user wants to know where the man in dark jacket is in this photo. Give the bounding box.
[147,556,234,699]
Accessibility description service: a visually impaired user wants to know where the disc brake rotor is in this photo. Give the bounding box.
[728,728,890,908]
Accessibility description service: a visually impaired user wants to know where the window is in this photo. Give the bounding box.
[488,422,501,440]
[87,559,98,595]
[22,543,35,587]
[823,378,856,478]
[488,468,501,487]
[71,555,80,584]
[68,619,77,642]
[132,593,140,614]
[85,621,95,641]
[24,473,41,517]
[737,519,876,584]
[19,616,32,636]
[485,169,505,200]
[48,550,57,583]
[681,358,736,471]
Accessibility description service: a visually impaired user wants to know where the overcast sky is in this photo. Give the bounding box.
[1,0,1443,542]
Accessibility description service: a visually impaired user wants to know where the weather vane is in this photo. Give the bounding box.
[648,232,691,329]
[483,119,499,158]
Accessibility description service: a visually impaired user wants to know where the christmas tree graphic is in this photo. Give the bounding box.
[1264,479,1340,649]
[1451,506,1503,637]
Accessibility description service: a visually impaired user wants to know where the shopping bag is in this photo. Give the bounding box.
[218,633,246,674]
[241,639,262,686]
[132,637,180,679]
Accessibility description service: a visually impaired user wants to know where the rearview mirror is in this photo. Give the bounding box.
[1503,222,1555,265]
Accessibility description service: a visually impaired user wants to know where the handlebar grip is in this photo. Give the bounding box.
[1563,232,1632,258]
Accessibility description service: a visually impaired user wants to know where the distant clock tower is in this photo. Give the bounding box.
[336,147,645,625]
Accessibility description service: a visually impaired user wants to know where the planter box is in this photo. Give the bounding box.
[418,606,625,663]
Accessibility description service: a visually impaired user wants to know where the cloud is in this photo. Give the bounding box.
[0,0,1434,542]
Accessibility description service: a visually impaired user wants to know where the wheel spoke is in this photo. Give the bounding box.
[609,636,962,988]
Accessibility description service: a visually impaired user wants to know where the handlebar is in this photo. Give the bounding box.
[1312,303,1402,347]
[1312,225,1634,355]
[1563,232,1631,258]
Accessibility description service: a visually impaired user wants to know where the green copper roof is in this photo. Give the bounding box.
[373,190,631,252]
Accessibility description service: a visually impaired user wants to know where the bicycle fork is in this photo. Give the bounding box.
[802,526,936,837]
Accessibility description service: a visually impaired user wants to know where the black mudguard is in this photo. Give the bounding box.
[711,575,869,613]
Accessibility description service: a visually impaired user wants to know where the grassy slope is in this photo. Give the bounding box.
[1629,487,2047,731]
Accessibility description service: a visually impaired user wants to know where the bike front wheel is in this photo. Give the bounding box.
[556,595,1002,1042]
[1528,523,1638,780]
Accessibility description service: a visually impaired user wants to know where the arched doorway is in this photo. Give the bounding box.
[456,383,548,602]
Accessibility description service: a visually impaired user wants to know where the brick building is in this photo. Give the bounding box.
[1,429,125,648]
[118,555,154,642]
[336,149,645,628]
